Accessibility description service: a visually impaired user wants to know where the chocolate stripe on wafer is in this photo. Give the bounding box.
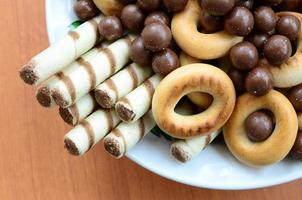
[105,109,114,130]
[77,58,96,90]
[56,72,77,103]
[102,48,116,75]
[68,31,80,41]
[112,129,128,154]
[144,79,156,98]
[106,79,119,99]
[81,120,95,151]
[127,64,139,90]
[138,118,145,140]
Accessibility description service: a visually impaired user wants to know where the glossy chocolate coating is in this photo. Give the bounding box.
[264,35,292,65]
[228,68,247,93]
[98,16,123,41]
[229,41,259,70]
[290,131,302,161]
[278,0,301,11]
[118,0,136,4]
[201,0,235,16]
[287,84,302,111]
[121,4,145,32]
[74,0,99,21]
[152,49,180,76]
[245,111,274,142]
[263,0,282,6]
[224,7,254,36]
[245,67,274,96]
[130,37,153,65]
[245,32,269,51]
[163,0,188,13]
[145,11,171,26]
[276,15,301,41]
[235,0,254,9]
[142,23,172,52]
[254,6,277,33]
[137,0,160,12]
[199,11,223,33]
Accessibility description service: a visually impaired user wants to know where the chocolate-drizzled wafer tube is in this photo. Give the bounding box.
[95,63,153,108]
[51,36,135,108]
[20,15,103,85]
[59,93,98,126]
[35,41,111,107]
[170,131,220,163]
[103,111,155,158]
[115,74,162,123]
[64,109,120,156]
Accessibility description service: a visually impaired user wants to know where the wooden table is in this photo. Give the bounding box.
[0,0,301,199]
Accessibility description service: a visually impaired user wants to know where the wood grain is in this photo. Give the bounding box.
[0,0,301,199]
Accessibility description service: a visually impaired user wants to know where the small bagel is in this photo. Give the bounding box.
[152,64,236,139]
[93,0,124,16]
[262,12,302,88]
[171,0,242,60]
[224,90,298,167]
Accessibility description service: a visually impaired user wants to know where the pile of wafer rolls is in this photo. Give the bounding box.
[20,0,302,167]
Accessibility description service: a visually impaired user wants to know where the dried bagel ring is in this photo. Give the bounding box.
[93,0,124,16]
[263,12,302,88]
[171,0,242,60]
[224,90,298,167]
[152,63,236,139]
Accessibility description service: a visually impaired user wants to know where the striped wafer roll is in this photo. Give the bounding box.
[298,112,302,131]
[35,42,110,107]
[94,63,153,108]
[59,93,98,126]
[64,109,120,156]
[103,111,155,158]
[115,74,162,123]
[20,16,103,85]
[51,36,135,108]
[170,131,220,163]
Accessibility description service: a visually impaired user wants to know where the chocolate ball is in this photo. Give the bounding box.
[201,0,235,16]
[130,37,153,66]
[163,0,188,13]
[142,23,172,52]
[245,32,269,51]
[74,0,99,21]
[245,67,274,96]
[224,7,254,36]
[278,0,301,11]
[290,131,302,161]
[229,41,259,70]
[137,0,160,12]
[98,16,123,41]
[199,11,223,33]
[264,35,292,66]
[118,0,136,4]
[145,11,171,26]
[228,68,246,93]
[121,4,145,32]
[235,0,254,9]
[263,0,282,6]
[276,15,301,41]
[254,6,277,33]
[152,49,180,76]
[287,84,302,111]
[245,111,274,142]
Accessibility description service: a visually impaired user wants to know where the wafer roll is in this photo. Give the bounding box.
[170,131,220,163]
[64,109,120,156]
[20,16,103,85]
[95,63,153,108]
[35,42,111,107]
[103,111,155,158]
[51,36,134,108]
[115,75,162,123]
[59,93,98,126]
[298,112,302,131]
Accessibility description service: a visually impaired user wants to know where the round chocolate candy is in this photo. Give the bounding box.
[130,37,153,66]
[276,15,301,41]
[227,68,246,93]
[137,0,160,12]
[245,67,274,96]
[163,0,188,13]
[290,131,302,161]
[145,11,171,26]
[264,35,292,66]
[118,0,136,4]
[74,0,99,21]
[235,0,254,9]
[254,6,277,33]
[224,6,254,36]
[263,0,282,6]
[278,0,301,11]
[201,0,235,16]
[287,84,302,111]
[152,49,180,76]
[199,11,223,33]
[98,16,123,41]
[121,4,145,32]
[245,111,274,142]
[245,32,269,51]
[229,41,259,70]
[142,23,172,52]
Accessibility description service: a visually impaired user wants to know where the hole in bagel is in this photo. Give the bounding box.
[244,109,276,143]
[174,96,200,116]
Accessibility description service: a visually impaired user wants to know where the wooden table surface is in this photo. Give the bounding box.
[0,0,301,199]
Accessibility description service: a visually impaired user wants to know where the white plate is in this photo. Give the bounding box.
[45,0,302,190]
